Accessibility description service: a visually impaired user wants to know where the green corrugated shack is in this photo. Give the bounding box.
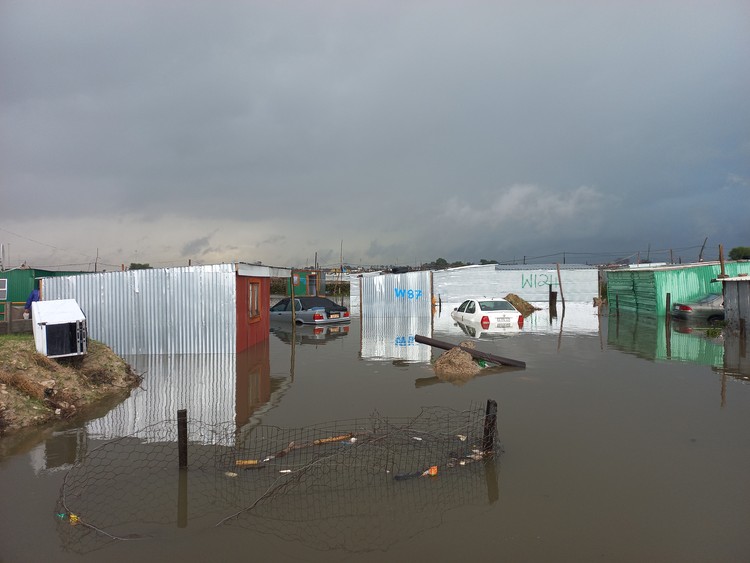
[606,261,750,316]
[0,268,86,321]
[287,270,327,297]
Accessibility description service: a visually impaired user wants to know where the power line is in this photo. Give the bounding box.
[0,226,91,258]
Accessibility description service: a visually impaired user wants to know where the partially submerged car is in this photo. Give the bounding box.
[270,296,350,325]
[451,298,524,331]
[670,294,724,324]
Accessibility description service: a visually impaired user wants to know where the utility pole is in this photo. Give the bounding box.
[698,237,708,262]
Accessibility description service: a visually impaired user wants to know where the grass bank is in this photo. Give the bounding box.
[0,334,141,437]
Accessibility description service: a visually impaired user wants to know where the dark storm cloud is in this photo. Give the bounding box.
[1,1,748,267]
[181,233,215,257]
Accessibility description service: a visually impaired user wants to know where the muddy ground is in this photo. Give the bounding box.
[0,334,141,438]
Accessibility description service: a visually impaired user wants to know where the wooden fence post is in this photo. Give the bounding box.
[482,399,498,454]
[178,409,188,469]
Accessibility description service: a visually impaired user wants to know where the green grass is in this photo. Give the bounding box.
[0,333,33,343]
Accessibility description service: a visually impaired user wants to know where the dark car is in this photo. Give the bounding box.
[670,294,724,324]
[270,296,350,325]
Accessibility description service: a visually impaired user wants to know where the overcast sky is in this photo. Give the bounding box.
[1,0,748,271]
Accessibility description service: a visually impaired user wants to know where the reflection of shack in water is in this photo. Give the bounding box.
[720,333,749,380]
[713,332,750,407]
[57,404,501,554]
[81,339,278,442]
[607,312,724,366]
[608,312,750,407]
[360,315,433,363]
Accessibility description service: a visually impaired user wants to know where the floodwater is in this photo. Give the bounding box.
[1,302,749,562]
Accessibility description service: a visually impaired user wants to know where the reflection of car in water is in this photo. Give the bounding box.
[671,318,724,343]
[270,296,350,325]
[270,320,350,345]
[670,294,724,325]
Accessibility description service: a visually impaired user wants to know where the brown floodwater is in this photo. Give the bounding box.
[1,304,749,562]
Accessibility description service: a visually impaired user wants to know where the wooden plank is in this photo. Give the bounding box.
[414,334,526,368]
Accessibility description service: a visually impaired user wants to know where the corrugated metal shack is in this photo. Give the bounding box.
[0,267,84,326]
[356,270,433,362]
[348,270,384,314]
[606,261,750,316]
[43,263,291,355]
[288,269,325,296]
[433,264,599,304]
[719,276,750,334]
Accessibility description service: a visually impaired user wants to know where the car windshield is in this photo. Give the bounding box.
[270,300,290,312]
[478,300,515,311]
[696,295,722,305]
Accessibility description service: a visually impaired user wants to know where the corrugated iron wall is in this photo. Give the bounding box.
[360,271,433,318]
[723,279,750,332]
[43,264,237,355]
[434,264,599,303]
[357,271,433,361]
[607,262,750,316]
[348,271,384,315]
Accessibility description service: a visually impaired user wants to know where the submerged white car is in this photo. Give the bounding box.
[451,298,524,331]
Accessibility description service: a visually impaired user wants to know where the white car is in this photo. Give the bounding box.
[450,298,524,331]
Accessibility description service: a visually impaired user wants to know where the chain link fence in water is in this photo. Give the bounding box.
[57,402,502,554]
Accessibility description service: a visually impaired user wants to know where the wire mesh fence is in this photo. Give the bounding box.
[57,402,502,554]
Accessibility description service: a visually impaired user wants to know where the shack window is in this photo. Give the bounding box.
[0,279,6,301]
[248,281,260,319]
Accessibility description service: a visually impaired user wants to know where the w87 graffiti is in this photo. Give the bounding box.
[394,288,423,299]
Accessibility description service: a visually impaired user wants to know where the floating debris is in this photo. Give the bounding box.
[235,459,261,467]
[313,433,352,445]
[504,293,541,316]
